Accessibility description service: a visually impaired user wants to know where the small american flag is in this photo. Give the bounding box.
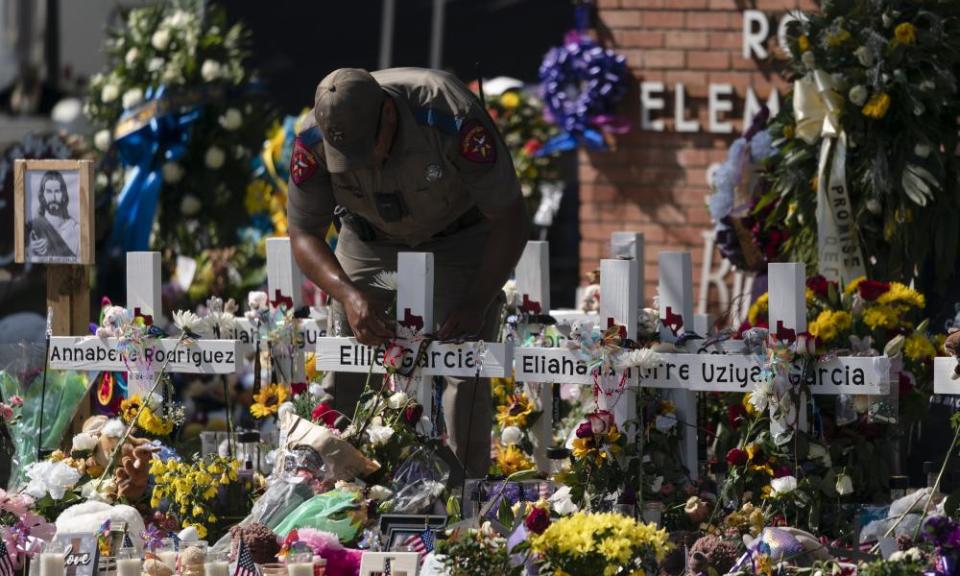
[122,532,134,549]
[232,540,260,576]
[0,537,16,576]
[401,529,434,554]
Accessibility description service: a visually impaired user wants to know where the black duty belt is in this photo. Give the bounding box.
[334,205,483,242]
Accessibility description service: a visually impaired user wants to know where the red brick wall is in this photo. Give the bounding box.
[580,0,817,308]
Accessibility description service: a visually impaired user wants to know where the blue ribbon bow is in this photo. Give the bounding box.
[111,86,202,251]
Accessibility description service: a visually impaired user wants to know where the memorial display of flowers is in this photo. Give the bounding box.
[85,0,273,304]
[758,0,960,296]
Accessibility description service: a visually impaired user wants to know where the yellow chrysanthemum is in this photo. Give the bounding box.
[500,91,520,109]
[251,384,289,419]
[827,28,851,47]
[496,393,534,428]
[845,276,865,295]
[876,282,925,309]
[894,22,917,45]
[808,310,852,344]
[797,35,810,52]
[863,305,901,330]
[530,512,672,568]
[904,333,937,362]
[496,444,534,476]
[862,92,891,119]
[491,377,514,405]
[748,293,769,325]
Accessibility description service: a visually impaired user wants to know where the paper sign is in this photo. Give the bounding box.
[49,337,240,374]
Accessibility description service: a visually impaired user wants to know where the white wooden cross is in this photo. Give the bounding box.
[657,251,701,480]
[513,241,554,472]
[47,251,241,396]
[514,257,640,429]
[225,238,327,384]
[314,252,513,426]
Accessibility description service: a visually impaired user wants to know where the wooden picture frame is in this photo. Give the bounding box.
[14,158,94,265]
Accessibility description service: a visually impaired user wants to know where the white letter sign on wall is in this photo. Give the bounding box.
[640,82,666,132]
[743,10,770,59]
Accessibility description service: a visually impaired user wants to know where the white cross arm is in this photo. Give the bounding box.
[226,318,326,351]
[48,337,241,374]
[934,357,960,394]
[315,337,513,378]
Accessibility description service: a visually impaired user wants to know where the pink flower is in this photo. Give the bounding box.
[0,405,14,422]
[8,397,22,407]
[586,410,614,436]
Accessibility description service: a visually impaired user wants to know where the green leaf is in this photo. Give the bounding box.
[506,468,539,482]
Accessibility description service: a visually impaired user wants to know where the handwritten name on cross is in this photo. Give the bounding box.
[48,251,240,396]
[315,252,513,421]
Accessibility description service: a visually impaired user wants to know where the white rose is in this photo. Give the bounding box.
[771,475,798,495]
[180,194,202,216]
[101,84,119,103]
[854,46,874,68]
[205,146,225,169]
[124,48,140,67]
[162,162,184,184]
[369,485,393,501]
[151,29,171,50]
[848,85,868,107]
[549,485,579,516]
[248,291,268,310]
[277,402,295,418]
[148,57,165,72]
[500,426,522,446]
[146,392,163,409]
[387,391,408,410]
[309,383,324,397]
[367,424,394,447]
[71,432,98,452]
[102,419,126,438]
[219,108,243,131]
[121,88,143,109]
[889,551,905,562]
[835,473,854,496]
[94,129,111,152]
[650,475,664,493]
[201,60,223,82]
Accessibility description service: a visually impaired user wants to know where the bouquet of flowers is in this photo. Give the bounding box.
[86,0,273,302]
[149,454,241,539]
[528,511,671,576]
[758,0,960,295]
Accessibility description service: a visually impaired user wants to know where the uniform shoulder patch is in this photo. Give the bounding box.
[458,119,496,164]
[290,137,319,185]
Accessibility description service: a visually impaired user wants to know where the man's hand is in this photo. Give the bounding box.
[29,231,48,256]
[344,290,394,346]
[437,302,486,341]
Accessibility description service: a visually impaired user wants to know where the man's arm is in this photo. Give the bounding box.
[290,226,394,346]
[437,196,528,340]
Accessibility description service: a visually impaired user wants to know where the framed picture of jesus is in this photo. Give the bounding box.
[13,158,95,265]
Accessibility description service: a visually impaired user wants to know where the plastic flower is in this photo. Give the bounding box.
[496,393,534,428]
[862,92,891,119]
[251,384,289,419]
[496,444,534,476]
[894,22,917,45]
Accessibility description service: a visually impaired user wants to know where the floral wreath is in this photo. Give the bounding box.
[538,26,630,154]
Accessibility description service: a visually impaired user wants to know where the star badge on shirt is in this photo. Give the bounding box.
[459,120,496,163]
[290,137,318,185]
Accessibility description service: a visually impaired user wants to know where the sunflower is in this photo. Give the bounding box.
[120,395,144,424]
[496,393,534,428]
[496,444,534,476]
[251,384,289,419]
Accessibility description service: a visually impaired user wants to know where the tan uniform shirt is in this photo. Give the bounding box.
[286,67,520,246]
